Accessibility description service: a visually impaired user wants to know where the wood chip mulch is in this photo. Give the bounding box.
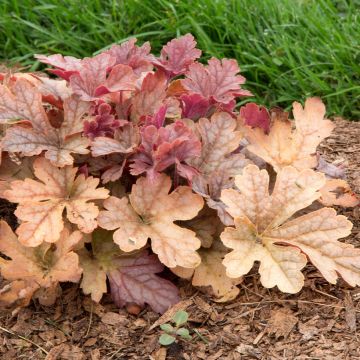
[0,118,359,360]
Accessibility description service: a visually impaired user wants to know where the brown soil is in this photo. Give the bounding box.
[0,119,359,360]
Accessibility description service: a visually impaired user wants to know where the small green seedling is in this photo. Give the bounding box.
[158,310,192,346]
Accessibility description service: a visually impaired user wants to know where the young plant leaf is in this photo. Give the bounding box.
[176,328,192,340]
[160,323,175,333]
[172,310,188,327]
[159,333,176,346]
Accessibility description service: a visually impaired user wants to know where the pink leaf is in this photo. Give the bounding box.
[108,251,179,314]
[153,34,201,78]
[239,103,270,133]
[182,58,252,104]
[35,54,82,80]
[106,38,153,75]
[143,105,167,128]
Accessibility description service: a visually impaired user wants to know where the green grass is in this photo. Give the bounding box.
[0,0,359,119]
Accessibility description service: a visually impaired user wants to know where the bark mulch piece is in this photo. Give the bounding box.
[0,119,359,360]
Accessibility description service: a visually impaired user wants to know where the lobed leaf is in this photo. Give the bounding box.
[220,165,355,293]
[0,221,83,306]
[242,98,335,172]
[182,58,251,104]
[98,174,204,268]
[153,34,201,77]
[4,157,109,246]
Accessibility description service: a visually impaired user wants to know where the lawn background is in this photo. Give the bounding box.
[0,0,359,119]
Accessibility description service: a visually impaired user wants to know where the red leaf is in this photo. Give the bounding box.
[239,103,270,133]
[108,251,179,314]
[182,58,252,104]
[180,93,210,120]
[106,38,153,75]
[130,121,201,180]
[84,103,122,140]
[153,34,201,78]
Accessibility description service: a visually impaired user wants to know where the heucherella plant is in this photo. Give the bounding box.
[0,34,358,313]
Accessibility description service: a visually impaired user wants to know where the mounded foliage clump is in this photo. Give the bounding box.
[0,34,358,313]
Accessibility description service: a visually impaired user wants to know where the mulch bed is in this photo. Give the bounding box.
[0,119,359,360]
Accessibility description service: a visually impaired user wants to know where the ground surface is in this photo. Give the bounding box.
[0,119,359,360]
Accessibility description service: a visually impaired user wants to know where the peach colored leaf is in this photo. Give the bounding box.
[0,154,34,197]
[174,241,241,302]
[191,112,249,176]
[108,251,180,314]
[98,174,203,268]
[4,158,109,246]
[182,58,251,104]
[0,280,38,308]
[153,34,201,77]
[60,95,91,137]
[220,164,354,292]
[319,179,359,207]
[0,221,83,303]
[242,98,335,172]
[266,208,355,286]
[0,78,50,132]
[38,77,72,100]
[79,249,108,303]
[1,91,90,167]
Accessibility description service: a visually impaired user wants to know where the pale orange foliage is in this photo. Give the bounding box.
[221,165,355,293]
[4,158,109,246]
[0,221,83,306]
[0,78,91,167]
[319,179,359,207]
[241,98,335,172]
[98,174,204,268]
[173,241,242,302]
